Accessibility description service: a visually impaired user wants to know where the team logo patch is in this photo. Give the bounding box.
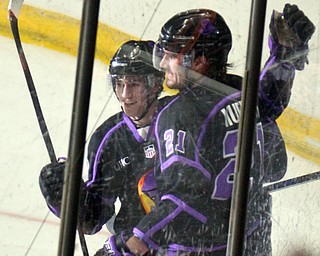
[144,144,156,158]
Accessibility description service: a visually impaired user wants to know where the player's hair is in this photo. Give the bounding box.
[155,9,232,79]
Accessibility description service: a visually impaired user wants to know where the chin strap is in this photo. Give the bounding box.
[131,95,158,123]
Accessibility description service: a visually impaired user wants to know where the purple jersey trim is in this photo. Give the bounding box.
[258,47,285,115]
[259,55,276,106]
[260,57,276,82]
[87,113,146,188]
[86,120,125,187]
[135,207,182,242]
[133,228,160,250]
[48,204,59,217]
[161,194,207,223]
[123,114,144,143]
[161,155,211,180]
[196,91,241,162]
[168,243,227,253]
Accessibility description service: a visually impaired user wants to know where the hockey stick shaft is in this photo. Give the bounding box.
[264,170,320,193]
[8,6,89,256]
[9,10,57,164]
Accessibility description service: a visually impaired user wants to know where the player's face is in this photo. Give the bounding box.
[114,75,150,118]
[159,50,188,90]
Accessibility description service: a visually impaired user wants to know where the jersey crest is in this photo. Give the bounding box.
[144,144,156,158]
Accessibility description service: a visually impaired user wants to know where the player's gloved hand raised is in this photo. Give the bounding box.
[39,158,66,210]
[282,4,315,45]
[269,3,315,70]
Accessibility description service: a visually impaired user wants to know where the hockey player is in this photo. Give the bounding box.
[39,40,167,236]
[102,4,315,256]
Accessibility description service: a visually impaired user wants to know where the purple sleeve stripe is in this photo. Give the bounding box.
[259,54,277,107]
[197,92,241,160]
[123,114,144,143]
[135,207,182,241]
[48,204,59,217]
[146,207,182,237]
[161,194,207,224]
[161,155,211,181]
[86,120,125,187]
[133,228,160,250]
[168,243,227,253]
[259,55,276,82]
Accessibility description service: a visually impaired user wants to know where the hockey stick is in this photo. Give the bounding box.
[8,1,89,255]
[264,170,320,193]
[8,0,56,164]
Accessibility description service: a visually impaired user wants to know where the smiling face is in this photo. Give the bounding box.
[114,75,151,119]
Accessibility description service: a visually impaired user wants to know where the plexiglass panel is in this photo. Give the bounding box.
[0,0,318,255]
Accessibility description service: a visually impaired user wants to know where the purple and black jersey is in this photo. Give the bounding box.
[132,75,288,255]
[81,106,164,234]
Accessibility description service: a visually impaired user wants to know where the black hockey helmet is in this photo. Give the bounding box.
[109,40,165,89]
[154,9,232,72]
[109,40,165,121]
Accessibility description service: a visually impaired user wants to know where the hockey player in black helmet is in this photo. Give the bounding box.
[114,6,315,256]
[109,40,165,124]
[153,6,315,119]
[38,40,168,241]
[153,9,232,84]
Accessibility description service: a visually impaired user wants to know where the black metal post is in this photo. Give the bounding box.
[57,0,100,255]
[226,0,267,255]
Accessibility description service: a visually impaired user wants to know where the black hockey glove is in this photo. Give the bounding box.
[39,160,66,211]
[282,4,315,44]
[269,3,315,70]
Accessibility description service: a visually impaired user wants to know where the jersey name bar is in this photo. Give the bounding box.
[220,101,260,128]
